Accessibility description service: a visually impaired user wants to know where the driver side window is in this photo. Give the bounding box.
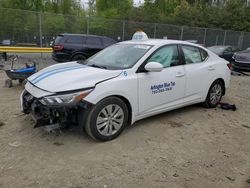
[147,45,180,68]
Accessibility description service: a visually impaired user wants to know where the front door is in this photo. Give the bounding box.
[137,45,186,115]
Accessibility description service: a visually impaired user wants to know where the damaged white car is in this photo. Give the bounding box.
[21,33,231,141]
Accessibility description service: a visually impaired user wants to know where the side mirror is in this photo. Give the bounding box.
[144,62,164,72]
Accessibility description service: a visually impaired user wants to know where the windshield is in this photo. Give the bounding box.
[86,44,152,70]
[208,46,227,54]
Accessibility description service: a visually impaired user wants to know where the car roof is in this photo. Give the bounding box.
[59,33,113,39]
[209,45,232,48]
[120,39,204,48]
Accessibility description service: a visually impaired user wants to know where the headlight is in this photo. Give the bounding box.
[40,89,92,106]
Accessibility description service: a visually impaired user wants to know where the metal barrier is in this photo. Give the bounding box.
[0,46,52,53]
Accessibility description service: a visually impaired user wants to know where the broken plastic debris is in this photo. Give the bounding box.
[8,141,20,147]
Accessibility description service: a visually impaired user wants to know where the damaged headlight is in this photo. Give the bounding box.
[40,89,92,106]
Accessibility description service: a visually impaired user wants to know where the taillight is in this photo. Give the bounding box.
[53,45,64,51]
[227,63,232,70]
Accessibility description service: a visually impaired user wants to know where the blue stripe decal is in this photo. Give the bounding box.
[32,65,87,84]
[31,64,83,83]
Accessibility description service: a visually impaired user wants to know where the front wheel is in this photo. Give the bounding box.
[81,97,128,141]
[203,80,223,108]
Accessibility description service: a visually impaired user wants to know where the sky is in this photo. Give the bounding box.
[81,0,144,9]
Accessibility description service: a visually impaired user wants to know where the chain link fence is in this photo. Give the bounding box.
[0,7,250,49]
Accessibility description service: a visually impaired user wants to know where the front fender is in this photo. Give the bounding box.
[84,75,138,124]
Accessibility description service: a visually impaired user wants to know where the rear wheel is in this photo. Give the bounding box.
[203,80,223,108]
[71,54,86,63]
[80,97,128,141]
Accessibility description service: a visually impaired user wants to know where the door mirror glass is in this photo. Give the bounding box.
[145,62,164,72]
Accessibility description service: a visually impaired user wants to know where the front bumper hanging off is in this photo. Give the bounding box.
[21,90,91,128]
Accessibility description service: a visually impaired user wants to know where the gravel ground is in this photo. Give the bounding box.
[0,56,250,188]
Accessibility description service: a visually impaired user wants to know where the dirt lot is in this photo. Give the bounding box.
[0,67,250,188]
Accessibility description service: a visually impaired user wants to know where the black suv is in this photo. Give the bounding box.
[52,33,116,62]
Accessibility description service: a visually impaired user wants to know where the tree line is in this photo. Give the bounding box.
[1,0,250,31]
[0,0,250,45]
[94,0,250,32]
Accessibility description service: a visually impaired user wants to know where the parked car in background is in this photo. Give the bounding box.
[0,39,15,46]
[208,45,240,62]
[52,33,116,62]
[232,47,250,71]
[185,40,204,47]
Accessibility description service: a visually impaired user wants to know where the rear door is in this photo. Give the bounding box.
[181,45,211,102]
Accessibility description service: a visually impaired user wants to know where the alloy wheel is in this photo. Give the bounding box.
[96,104,124,136]
[210,83,222,105]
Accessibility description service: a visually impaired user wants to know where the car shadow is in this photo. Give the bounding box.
[124,104,204,133]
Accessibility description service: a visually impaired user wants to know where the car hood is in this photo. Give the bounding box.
[234,51,250,62]
[28,62,122,93]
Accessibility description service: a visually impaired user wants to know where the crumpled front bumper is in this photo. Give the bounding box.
[21,90,91,128]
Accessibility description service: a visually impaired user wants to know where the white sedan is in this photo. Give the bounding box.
[21,34,231,141]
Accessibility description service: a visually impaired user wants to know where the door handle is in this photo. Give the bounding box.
[176,72,185,77]
[208,66,215,71]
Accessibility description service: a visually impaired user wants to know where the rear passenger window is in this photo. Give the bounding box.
[54,35,63,45]
[182,45,207,64]
[65,36,83,44]
[200,49,208,61]
[86,37,102,46]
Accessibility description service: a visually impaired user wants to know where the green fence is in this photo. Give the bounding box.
[0,7,249,49]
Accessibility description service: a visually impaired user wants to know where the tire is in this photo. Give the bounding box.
[71,54,86,63]
[203,80,224,108]
[80,97,128,141]
[5,79,12,88]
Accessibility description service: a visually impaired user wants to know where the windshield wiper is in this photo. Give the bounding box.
[89,64,107,69]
